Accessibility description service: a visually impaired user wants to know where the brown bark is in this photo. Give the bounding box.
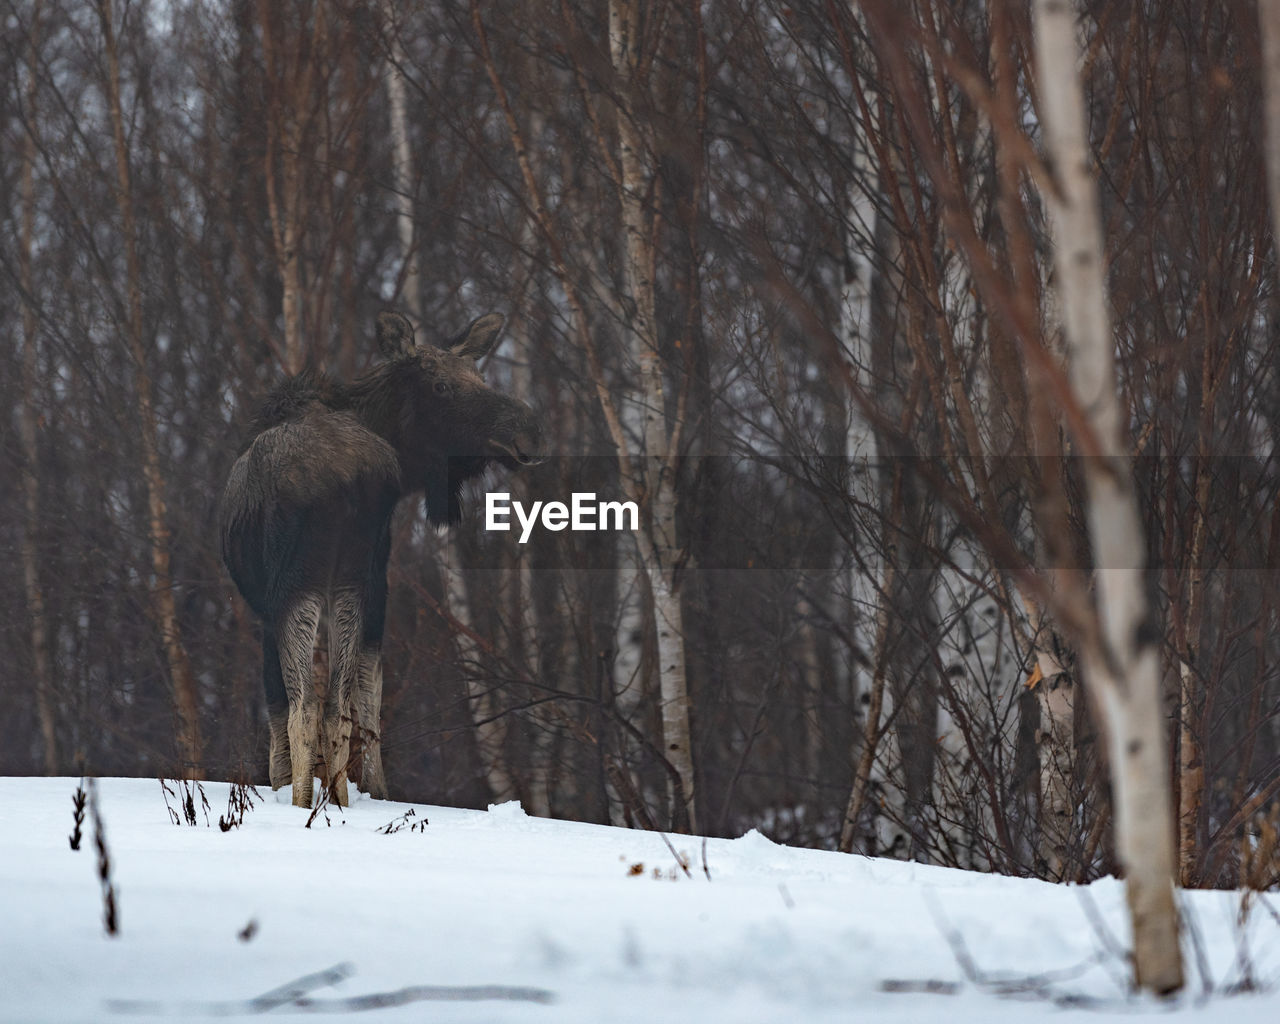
[98,0,203,775]
[259,0,329,371]
[1261,1,1280,265]
[19,1,58,775]
[448,560,519,803]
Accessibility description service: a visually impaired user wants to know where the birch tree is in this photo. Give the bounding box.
[378,5,519,804]
[474,0,700,830]
[1032,0,1183,993]
[605,0,698,832]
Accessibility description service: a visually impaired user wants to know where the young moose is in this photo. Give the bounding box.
[220,311,543,808]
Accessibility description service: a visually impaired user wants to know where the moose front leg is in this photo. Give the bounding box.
[323,590,362,808]
[280,595,323,808]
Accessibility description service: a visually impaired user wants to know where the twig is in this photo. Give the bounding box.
[304,782,332,829]
[87,778,118,936]
[655,830,691,879]
[881,890,1115,1003]
[879,979,960,994]
[1074,886,1131,991]
[377,808,428,835]
[1178,893,1215,1000]
[105,963,555,1015]
[292,985,555,1010]
[106,963,353,1015]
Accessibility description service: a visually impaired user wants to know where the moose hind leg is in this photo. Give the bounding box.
[263,630,291,790]
[280,594,323,808]
[323,589,362,808]
[355,649,387,800]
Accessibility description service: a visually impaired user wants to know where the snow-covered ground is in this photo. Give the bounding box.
[1,777,1276,1023]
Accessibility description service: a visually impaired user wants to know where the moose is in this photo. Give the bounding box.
[220,310,543,808]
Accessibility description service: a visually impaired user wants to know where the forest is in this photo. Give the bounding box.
[2,0,1277,963]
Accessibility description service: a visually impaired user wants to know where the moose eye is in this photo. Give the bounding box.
[433,379,449,395]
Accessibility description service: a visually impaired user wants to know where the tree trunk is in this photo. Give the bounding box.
[1176,457,1209,885]
[1028,608,1076,878]
[99,0,203,776]
[446,551,518,804]
[1260,1,1280,263]
[18,2,59,775]
[608,0,697,833]
[1032,0,1183,994]
[380,0,422,320]
[259,0,327,372]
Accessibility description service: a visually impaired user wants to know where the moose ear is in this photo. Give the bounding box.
[449,313,504,361]
[376,311,417,358]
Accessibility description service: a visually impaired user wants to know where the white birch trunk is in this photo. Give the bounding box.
[505,295,553,817]
[1033,0,1183,993]
[838,164,909,855]
[609,0,697,832]
[609,561,648,827]
[380,0,421,320]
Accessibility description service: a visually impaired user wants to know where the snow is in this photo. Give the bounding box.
[1,777,1276,1023]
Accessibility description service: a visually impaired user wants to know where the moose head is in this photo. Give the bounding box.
[355,311,544,523]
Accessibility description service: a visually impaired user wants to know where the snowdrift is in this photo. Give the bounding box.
[1,776,1276,1023]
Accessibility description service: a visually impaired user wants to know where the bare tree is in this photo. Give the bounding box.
[98,0,203,775]
[1031,0,1182,992]
[17,0,58,775]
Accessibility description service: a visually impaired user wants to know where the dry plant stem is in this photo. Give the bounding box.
[1032,0,1182,994]
[68,778,86,850]
[87,778,118,936]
